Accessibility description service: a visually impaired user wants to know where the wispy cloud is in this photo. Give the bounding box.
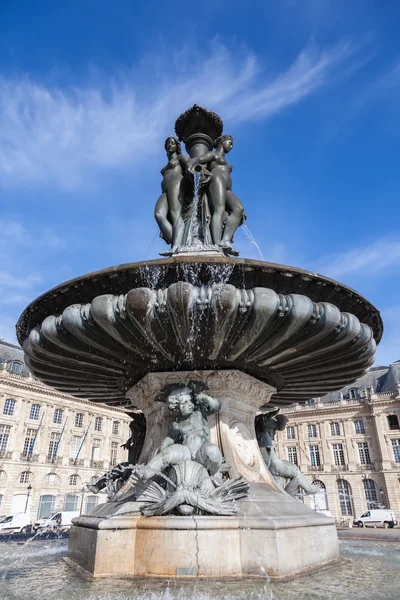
[315,237,400,279]
[0,40,357,190]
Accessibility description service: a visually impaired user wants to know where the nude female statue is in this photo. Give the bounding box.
[154,137,188,255]
[187,134,245,253]
[134,382,222,481]
[256,408,319,497]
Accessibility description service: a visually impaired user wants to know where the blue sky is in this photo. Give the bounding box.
[0,0,399,365]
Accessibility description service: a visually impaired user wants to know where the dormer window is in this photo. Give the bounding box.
[8,361,23,375]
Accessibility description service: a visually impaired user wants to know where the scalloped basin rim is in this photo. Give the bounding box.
[16,256,383,345]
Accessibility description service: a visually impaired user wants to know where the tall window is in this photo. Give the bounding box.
[47,432,61,461]
[69,474,78,486]
[29,404,41,420]
[110,441,118,466]
[53,408,63,424]
[19,471,31,483]
[309,445,321,467]
[337,479,353,515]
[69,436,82,458]
[348,388,360,399]
[3,399,16,416]
[85,496,99,514]
[308,424,317,439]
[37,495,55,519]
[94,417,103,432]
[64,494,78,511]
[330,422,340,436]
[358,442,371,465]
[363,479,378,509]
[354,420,365,434]
[387,415,400,430]
[112,421,120,435]
[309,481,329,512]
[8,361,23,374]
[22,428,36,458]
[0,494,2,509]
[75,413,84,428]
[286,426,295,440]
[287,446,298,466]
[0,424,11,452]
[91,439,101,462]
[392,439,400,463]
[332,443,345,466]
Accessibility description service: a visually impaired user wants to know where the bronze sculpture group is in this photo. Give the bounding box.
[89,385,319,516]
[154,107,246,256]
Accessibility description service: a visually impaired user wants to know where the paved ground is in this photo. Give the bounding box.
[338,527,400,542]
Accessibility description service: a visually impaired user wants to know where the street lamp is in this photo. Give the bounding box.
[25,484,32,513]
[80,486,86,514]
[379,487,385,508]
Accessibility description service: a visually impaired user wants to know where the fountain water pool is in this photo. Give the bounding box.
[1,539,399,600]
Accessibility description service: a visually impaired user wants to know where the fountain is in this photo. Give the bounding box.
[16,105,382,581]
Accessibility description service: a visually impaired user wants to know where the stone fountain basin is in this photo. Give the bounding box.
[16,256,382,408]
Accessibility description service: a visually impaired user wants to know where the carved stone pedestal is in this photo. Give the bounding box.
[67,370,340,580]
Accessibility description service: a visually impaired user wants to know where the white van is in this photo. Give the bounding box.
[34,510,80,531]
[354,509,397,529]
[0,513,31,533]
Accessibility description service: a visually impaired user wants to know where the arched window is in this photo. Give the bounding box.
[309,480,329,512]
[0,470,5,482]
[37,495,56,519]
[3,399,16,416]
[85,495,99,514]
[19,471,31,484]
[64,494,78,511]
[69,474,79,486]
[8,361,23,375]
[337,479,353,516]
[363,479,378,509]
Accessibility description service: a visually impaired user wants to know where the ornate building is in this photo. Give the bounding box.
[0,340,130,520]
[275,361,400,520]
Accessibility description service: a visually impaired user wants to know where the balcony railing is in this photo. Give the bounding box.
[0,451,12,460]
[90,460,104,469]
[20,452,39,462]
[69,458,84,466]
[307,465,323,472]
[331,465,349,472]
[46,456,62,465]
[356,463,374,471]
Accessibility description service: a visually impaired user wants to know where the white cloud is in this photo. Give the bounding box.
[315,238,400,279]
[0,41,357,190]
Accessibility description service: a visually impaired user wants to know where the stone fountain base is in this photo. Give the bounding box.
[67,503,339,580]
[67,370,339,580]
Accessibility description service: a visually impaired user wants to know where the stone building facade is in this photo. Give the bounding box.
[274,361,400,520]
[0,340,130,520]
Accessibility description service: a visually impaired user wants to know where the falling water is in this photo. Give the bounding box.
[241,224,264,260]
[187,170,202,246]
[139,265,165,289]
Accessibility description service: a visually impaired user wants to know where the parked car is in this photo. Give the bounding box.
[0,513,31,533]
[34,510,80,531]
[354,509,397,529]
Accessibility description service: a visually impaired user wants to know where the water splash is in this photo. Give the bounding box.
[241,224,264,260]
[139,265,166,289]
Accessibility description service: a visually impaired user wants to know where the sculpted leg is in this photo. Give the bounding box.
[167,178,184,251]
[208,175,227,245]
[154,193,172,244]
[195,442,222,475]
[222,191,245,245]
[136,444,192,480]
